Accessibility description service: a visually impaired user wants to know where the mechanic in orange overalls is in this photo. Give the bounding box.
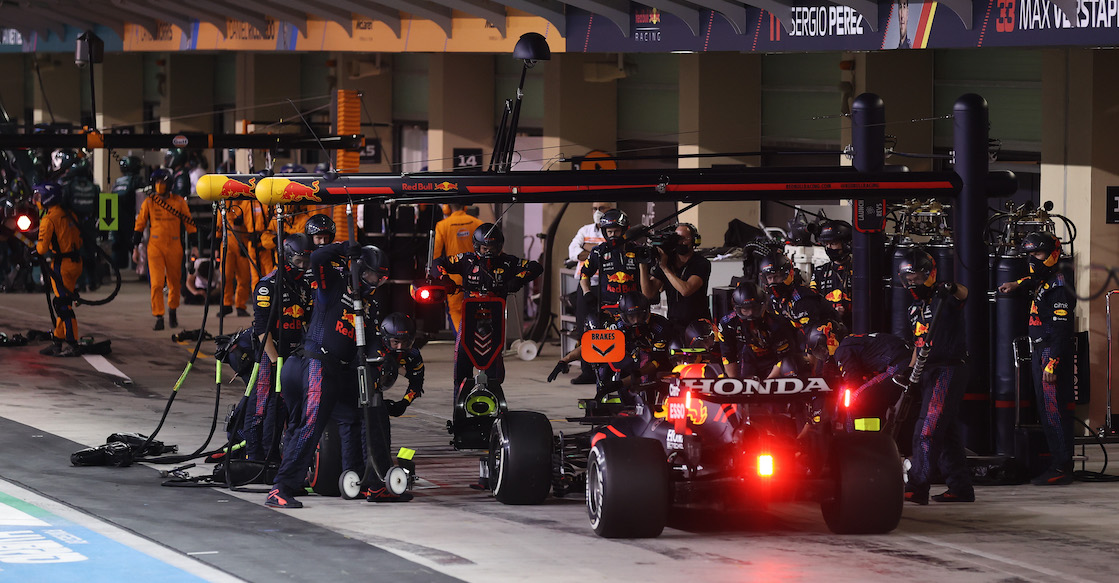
[219,199,254,317]
[433,204,483,335]
[35,182,83,356]
[134,168,197,330]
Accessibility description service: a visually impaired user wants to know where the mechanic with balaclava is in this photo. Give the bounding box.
[639,222,712,330]
[432,222,543,398]
[580,209,643,324]
[999,232,1077,486]
[134,168,197,331]
[897,248,973,505]
[810,220,853,328]
[267,241,399,508]
[759,250,838,331]
[305,213,336,249]
[606,291,676,404]
[718,281,805,380]
[433,203,483,336]
[34,182,83,357]
[243,234,313,464]
[565,202,614,385]
[803,318,849,378]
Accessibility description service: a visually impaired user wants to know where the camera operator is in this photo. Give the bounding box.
[639,223,711,328]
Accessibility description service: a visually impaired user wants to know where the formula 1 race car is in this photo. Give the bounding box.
[481,370,905,538]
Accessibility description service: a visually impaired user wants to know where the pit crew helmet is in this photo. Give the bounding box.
[305,213,336,245]
[732,281,766,321]
[818,220,853,261]
[598,209,629,245]
[1021,231,1061,276]
[618,291,651,326]
[380,312,417,351]
[473,223,504,258]
[759,251,795,295]
[282,234,313,273]
[897,248,937,300]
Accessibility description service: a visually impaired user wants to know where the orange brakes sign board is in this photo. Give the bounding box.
[582,330,624,363]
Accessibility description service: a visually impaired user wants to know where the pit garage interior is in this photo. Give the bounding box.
[4,0,1119,581]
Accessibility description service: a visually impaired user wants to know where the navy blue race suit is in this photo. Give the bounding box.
[905,289,972,499]
[769,283,839,332]
[811,258,852,327]
[600,313,675,404]
[833,332,912,429]
[271,242,388,499]
[1023,271,1077,473]
[580,240,642,309]
[243,266,311,462]
[718,311,805,379]
[432,251,542,395]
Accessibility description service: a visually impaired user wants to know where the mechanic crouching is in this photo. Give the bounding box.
[267,242,396,508]
[718,281,806,380]
[604,292,676,404]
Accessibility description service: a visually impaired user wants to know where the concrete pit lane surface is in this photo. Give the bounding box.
[2,281,1119,582]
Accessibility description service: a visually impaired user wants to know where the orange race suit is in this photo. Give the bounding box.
[135,193,196,317]
[220,200,254,310]
[433,209,483,333]
[37,205,83,344]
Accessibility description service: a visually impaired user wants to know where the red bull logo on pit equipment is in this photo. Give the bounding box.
[278,179,322,203]
[219,177,256,198]
[435,181,458,191]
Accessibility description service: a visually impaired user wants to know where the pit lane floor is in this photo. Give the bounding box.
[2,280,1119,582]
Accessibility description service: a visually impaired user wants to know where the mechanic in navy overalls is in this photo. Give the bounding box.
[898,248,973,505]
[243,234,313,463]
[266,242,391,508]
[718,281,805,380]
[810,220,854,328]
[580,209,642,324]
[759,250,838,332]
[832,331,913,431]
[432,222,543,397]
[999,232,1077,486]
[603,292,676,404]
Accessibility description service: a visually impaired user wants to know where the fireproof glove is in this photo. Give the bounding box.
[547,361,570,383]
[345,242,362,262]
[936,281,958,297]
[386,399,410,417]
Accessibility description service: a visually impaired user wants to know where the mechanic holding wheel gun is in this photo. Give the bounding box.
[267,241,400,508]
[898,249,974,505]
[998,232,1077,486]
[374,313,426,419]
[432,223,543,398]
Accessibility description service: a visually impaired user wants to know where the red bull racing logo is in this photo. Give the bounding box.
[435,181,458,192]
[278,179,322,203]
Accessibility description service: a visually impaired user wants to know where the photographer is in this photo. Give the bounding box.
[639,223,711,327]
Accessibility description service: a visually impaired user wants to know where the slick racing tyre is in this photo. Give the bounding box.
[821,432,904,534]
[490,411,553,505]
[307,419,343,497]
[586,437,669,538]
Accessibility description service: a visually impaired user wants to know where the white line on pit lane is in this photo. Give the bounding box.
[82,354,133,383]
[0,478,243,583]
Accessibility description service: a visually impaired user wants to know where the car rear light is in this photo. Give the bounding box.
[757,454,774,477]
[843,388,851,409]
[16,214,34,232]
[411,284,447,304]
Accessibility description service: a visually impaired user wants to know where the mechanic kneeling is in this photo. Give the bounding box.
[719,281,806,380]
[603,292,676,405]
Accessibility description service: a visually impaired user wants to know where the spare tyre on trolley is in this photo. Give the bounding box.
[489,411,553,505]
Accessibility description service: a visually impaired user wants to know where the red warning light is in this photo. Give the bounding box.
[411,283,447,304]
[16,214,34,232]
[757,454,774,477]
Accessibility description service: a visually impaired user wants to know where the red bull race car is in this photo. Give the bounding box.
[481,367,905,538]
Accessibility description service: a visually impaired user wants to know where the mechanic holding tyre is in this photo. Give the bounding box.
[267,242,399,508]
[898,249,974,505]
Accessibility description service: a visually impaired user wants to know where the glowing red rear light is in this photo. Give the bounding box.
[843,388,851,409]
[16,215,33,232]
[419,288,431,300]
[757,454,774,477]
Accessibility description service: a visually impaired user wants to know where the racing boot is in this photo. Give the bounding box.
[168,309,178,329]
[931,489,975,502]
[364,486,413,503]
[236,308,250,318]
[57,343,80,357]
[1031,468,1074,486]
[220,305,233,316]
[265,488,303,509]
[153,316,164,331]
[904,486,929,505]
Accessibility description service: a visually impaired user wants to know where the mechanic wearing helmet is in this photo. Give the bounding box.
[604,292,675,403]
[639,223,712,329]
[34,182,83,357]
[804,318,849,377]
[304,213,337,249]
[432,222,543,396]
[580,209,643,322]
[718,281,805,380]
[268,241,397,508]
[670,319,724,377]
[259,206,333,263]
[133,168,197,331]
[109,156,146,269]
[759,250,838,331]
[898,248,973,504]
[832,331,912,432]
[810,220,853,327]
[242,234,314,464]
[432,203,483,335]
[999,232,1077,486]
[375,313,426,417]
